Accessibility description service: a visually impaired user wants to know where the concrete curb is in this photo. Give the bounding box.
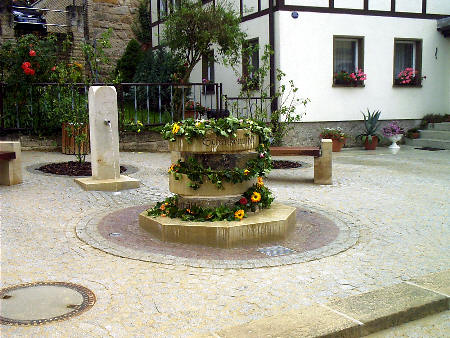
[205,270,449,337]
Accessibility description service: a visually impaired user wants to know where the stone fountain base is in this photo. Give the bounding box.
[75,175,140,191]
[139,203,296,248]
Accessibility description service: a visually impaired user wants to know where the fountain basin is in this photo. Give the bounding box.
[139,203,296,248]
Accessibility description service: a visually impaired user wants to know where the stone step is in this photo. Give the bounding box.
[208,270,449,338]
[419,130,450,140]
[405,138,450,150]
[430,122,450,131]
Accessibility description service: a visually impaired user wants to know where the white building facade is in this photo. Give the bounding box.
[150,0,449,144]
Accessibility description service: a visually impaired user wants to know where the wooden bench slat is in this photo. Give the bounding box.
[0,151,16,161]
[270,147,321,157]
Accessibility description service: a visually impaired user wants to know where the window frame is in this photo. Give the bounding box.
[332,35,365,87]
[202,50,215,94]
[242,38,260,91]
[393,38,423,87]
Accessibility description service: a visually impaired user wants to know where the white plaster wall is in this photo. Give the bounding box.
[334,0,364,10]
[284,0,329,6]
[152,26,159,47]
[278,11,450,121]
[369,0,391,12]
[151,0,158,23]
[396,0,422,13]
[427,0,450,14]
[243,0,259,14]
[261,0,269,11]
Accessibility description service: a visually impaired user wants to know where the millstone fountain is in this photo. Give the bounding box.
[139,121,297,248]
[75,86,140,191]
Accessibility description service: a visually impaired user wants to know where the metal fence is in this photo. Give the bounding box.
[225,96,272,122]
[0,82,224,134]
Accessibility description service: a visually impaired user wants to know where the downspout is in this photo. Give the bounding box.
[269,0,277,115]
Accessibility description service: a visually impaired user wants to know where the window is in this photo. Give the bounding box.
[393,39,422,86]
[202,50,215,94]
[241,38,259,91]
[333,36,364,86]
[158,0,167,19]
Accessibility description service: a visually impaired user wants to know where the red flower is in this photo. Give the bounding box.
[51,66,56,71]
[30,69,35,76]
[24,67,32,75]
[29,50,36,57]
[239,197,248,205]
[21,62,31,70]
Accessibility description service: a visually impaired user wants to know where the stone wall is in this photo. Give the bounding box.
[0,0,140,66]
[282,120,422,148]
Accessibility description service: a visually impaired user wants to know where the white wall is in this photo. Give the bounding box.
[278,11,450,122]
[396,0,422,13]
[427,0,450,14]
[284,0,329,6]
[334,0,364,10]
[369,0,391,11]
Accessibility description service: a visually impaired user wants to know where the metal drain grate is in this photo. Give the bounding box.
[257,245,295,257]
[415,147,445,151]
[0,282,96,326]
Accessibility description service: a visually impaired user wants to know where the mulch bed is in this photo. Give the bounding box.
[272,160,303,169]
[37,161,126,176]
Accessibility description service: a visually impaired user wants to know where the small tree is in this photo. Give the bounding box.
[132,0,152,46]
[230,45,310,146]
[115,39,144,83]
[162,0,245,119]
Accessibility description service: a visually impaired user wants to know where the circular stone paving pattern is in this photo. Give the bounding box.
[76,204,359,269]
[0,282,96,326]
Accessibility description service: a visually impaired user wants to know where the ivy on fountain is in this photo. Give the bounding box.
[148,180,274,222]
[163,117,273,190]
[169,144,272,190]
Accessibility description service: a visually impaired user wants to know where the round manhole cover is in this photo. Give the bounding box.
[0,282,95,326]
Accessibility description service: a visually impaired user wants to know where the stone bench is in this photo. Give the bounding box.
[0,141,23,185]
[270,139,332,185]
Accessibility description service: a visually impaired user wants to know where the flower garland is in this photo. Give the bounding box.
[161,117,272,145]
[148,180,274,222]
[168,144,272,190]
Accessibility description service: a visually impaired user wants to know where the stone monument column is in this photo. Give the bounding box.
[89,86,120,180]
[74,86,140,191]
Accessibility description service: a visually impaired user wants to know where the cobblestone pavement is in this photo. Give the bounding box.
[1,146,449,337]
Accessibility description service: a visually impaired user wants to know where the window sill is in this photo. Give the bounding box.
[332,83,365,88]
[392,84,422,88]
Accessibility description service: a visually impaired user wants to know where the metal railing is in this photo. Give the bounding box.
[225,95,272,121]
[0,82,224,134]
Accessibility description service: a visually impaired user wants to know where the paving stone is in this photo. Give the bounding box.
[0,148,449,336]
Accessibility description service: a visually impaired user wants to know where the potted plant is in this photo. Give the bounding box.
[394,68,426,86]
[406,127,420,139]
[319,127,348,152]
[382,121,404,149]
[333,69,367,86]
[184,100,208,119]
[357,109,382,150]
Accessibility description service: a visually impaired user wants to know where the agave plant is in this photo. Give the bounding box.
[357,109,382,144]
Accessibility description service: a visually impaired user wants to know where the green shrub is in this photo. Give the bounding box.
[420,114,450,129]
[115,39,144,83]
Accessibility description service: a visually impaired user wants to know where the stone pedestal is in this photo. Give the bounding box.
[0,141,22,186]
[314,139,332,185]
[74,86,139,191]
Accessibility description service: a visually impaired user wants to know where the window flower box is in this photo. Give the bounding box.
[333,70,366,87]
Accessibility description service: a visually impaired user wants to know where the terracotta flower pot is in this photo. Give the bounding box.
[332,138,345,152]
[364,136,378,150]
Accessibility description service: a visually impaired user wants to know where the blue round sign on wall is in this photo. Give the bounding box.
[291,11,299,19]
